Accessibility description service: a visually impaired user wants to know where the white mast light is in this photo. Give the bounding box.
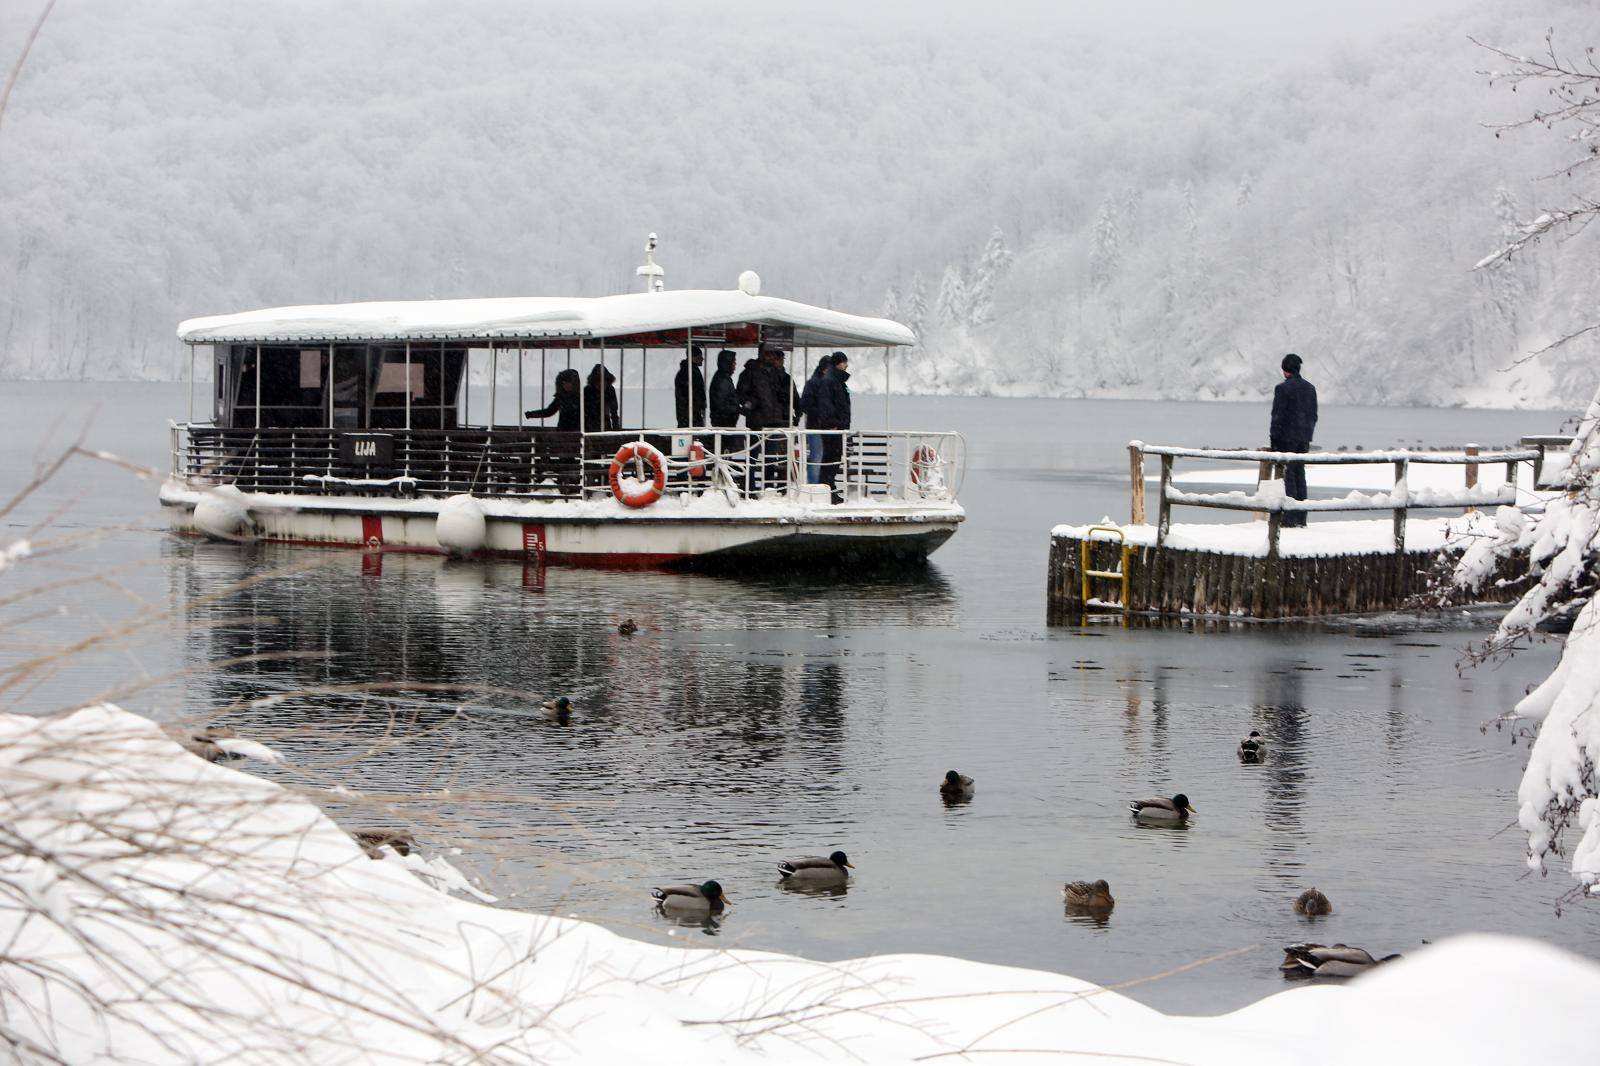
[636,232,665,293]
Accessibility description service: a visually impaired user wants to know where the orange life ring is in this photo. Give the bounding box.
[689,441,706,478]
[910,444,941,485]
[609,442,667,508]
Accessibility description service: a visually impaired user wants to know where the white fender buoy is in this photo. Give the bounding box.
[436,494,487,555]
[738,270,761,297]
[193,484,252,541]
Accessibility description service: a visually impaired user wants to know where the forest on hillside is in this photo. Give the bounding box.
[0,0,1595,407]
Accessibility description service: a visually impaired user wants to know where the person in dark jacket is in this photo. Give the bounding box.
[674,346,707,428]
[1269,353,1318,528]
[739,348,802,490]
[813,352,852,502]
[709,350,742,428]
[525,367,582,495]
[798,355,833,483]
[525,367,580,430]
[583,363,621,433]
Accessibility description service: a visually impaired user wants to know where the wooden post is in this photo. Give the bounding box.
[1266,460,1283,560]
[1128,443,1146,525]
[1464,443,1479,514]
[1392,459,1408,553]
[1254,459,1271,522]
[1157,454,1173,545]
[1532,442,1545,491]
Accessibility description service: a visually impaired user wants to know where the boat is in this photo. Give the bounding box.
[160,244,964,570]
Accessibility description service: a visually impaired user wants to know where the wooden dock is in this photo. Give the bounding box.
[1046,437,1565,622]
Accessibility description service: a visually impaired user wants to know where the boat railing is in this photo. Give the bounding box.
[169,424,965,507]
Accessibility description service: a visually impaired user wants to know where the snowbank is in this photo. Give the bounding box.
[1052,514,1495,559]
[4,703,1598,1064]
[1171,459,1557,507]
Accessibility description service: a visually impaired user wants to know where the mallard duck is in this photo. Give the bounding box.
[652,880,729,915]
[778,851,853,886]
[1294,888,1333,916]
[171,725,245,763]
[1280,943,1400,979]
[1062,879,1115,909]
[541,696,572,725]
[352,829,414,858]
[940,770,976,801]
[1129,794,1196,822]
[1238,731,1266,762]
[618,619,639,636]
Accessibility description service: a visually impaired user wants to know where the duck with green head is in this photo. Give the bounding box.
[1280,942,1400,979]
[652,880,729,916]
[778,850,853,887]
[940,770,975,802]
[1129,793,1195,822]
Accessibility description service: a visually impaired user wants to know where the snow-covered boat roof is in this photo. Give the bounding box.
[177,290,915,348]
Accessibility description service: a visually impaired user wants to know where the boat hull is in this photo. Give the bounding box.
[160,481,962,570]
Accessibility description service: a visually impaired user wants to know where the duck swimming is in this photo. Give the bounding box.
[1294,888,1333,916]
[1129,794,1196,822]
[778,851,853,887]
[541,696,572,725]
[1238,731,1266,762]
[940,770,976,801]
[352,829,414,858]
[652,880,729,915]
[1280,943,1400,979]
[1062,879,1115,910]
[618,619,639,636]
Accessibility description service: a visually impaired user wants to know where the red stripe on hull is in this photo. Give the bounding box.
[188,530,689,569]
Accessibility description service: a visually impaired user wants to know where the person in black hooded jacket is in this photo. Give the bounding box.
[674,346,707,428]
[525,368,581,430]
[709,349,742,428]
[813,352,852,501]
[583,364,621,433]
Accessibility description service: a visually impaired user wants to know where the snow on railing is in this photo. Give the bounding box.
[1125,439,1560,559]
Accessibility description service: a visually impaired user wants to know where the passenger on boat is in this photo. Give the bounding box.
[674,346,707,428]
[709,350,743,428]
[799,355,833,483]
[583,364,621,433]
[525,368,581,430]
[741,348,802,491]
[814,352,852,503]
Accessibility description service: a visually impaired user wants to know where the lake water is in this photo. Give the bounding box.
[2,379,1595,1015]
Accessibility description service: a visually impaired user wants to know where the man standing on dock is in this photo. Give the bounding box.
[1270,353,1318,528]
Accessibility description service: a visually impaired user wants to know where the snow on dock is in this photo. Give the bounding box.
[1046,438,1568,621]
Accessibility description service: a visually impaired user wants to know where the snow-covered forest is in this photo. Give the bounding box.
[1,0,1597,406]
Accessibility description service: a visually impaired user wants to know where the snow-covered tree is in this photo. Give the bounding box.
[934,264,967,327]
[966,227,1012,329]
[905,272,929,340]
[1236,170,1255,208]
[881,284,902,325]
[1452,30,1600,906]
[1088,198,1120,292]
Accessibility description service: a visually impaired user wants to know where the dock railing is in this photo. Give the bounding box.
[1124,438,1572,559]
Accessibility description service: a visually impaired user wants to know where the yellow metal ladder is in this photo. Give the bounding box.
[1080,526,1131,612]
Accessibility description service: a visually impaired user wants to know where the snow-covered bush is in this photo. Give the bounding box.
[1456,392,1599,899]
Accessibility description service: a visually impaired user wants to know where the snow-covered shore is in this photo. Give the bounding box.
[3,703,1597,1064]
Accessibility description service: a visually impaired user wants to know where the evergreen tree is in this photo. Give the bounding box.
[881,284,902,324]
[966,226,1013,328]
[1236,170,1255,208]
[905,271,930,339]
[934,264,968,326]
[1089,198,1120,291]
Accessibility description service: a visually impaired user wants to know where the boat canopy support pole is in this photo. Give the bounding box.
[255,344,261,429]
[490,342,498,429]
[187,344,195,423]
[404,342,411,431]
[884,346,891,430]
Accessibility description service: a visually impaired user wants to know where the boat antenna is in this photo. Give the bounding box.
[636,232,665,293]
